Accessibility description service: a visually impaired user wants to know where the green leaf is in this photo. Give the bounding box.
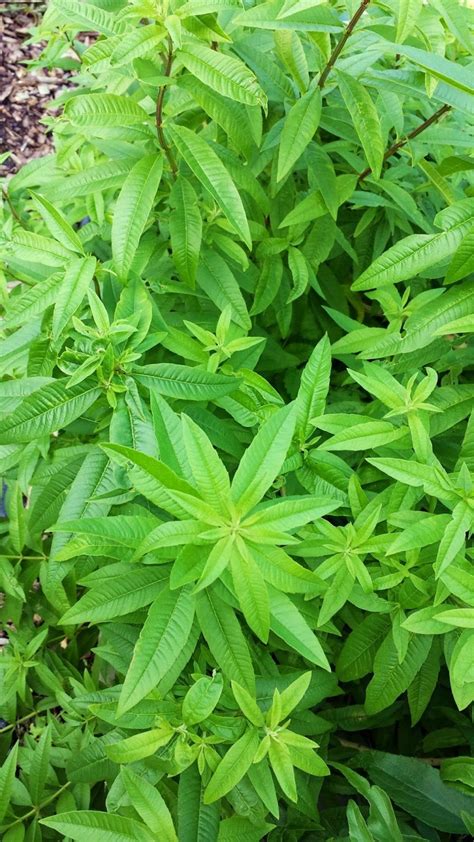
[182,674,224,725]
[365,632,432,715]
[204,728,260,803]
[231,542,270,642]
[231,403,297,513]
[196,589,255,692]
[0,743,19,823]
[118,585,195,714]
[31,192,84,253]
[277,87,322,181]
[166,124,252,247]
[111,24,166,66]
[65,93,149,127]
[353,203,474,290]
[60,567,168,625]
[0,378,101,444]
[132,363,239,400]
[178,762,220,842]
[122,768,177,839]
[52,256,97,341]
[337,71,384,178]
[196,249,251,330]
[394,44,474,95]
[169,175,202,288]
[295,335,331,445]
[106,727,173,763]
[364,752,474,834]
[269,587,330,671]
[111,154,163,281]
[40,811,155,841]
[179,44,266,107]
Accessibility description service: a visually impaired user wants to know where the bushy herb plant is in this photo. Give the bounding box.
[1,0,474,839]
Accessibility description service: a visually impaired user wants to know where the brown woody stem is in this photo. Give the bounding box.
[318,0,371,89]
[156,36,177,176]
[358,103,452,181]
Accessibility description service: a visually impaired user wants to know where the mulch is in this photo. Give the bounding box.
[0,7,75,178]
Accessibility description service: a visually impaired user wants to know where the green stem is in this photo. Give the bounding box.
[2,781,71,831]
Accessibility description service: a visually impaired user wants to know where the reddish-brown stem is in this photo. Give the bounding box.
[358,103,452,181]
[156,36,177,176]
[318,0,371,89]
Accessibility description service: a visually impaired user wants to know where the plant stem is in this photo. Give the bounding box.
[2,188,21,223]
[358,103,452,181]
[2,781,71,831]
[318,0,371,89]
[156,36,177,176]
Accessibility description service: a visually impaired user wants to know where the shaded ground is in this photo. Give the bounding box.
[0,7,71,177]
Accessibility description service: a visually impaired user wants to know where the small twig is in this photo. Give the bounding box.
[2,781,71,832]
[358,104,452,181]
[64,31,82,63]
[318,0,371,89]
[2,188,21,223]
[156,36,177,176]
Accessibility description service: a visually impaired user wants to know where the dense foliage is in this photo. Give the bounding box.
[1,0,474,839]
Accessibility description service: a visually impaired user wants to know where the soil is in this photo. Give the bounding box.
[0,6,73,178]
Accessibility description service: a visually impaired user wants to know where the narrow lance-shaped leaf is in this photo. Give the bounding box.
[337,71,384,179]
[166,124,252,248]
[0,378,101,444]
[111,153,163,281]
[118,585,195,715]
[169,175,202,288]
[179,43,267,107]
[52,256,97,342]
[277,87,322,181]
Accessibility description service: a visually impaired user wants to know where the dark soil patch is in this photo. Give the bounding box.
[0,7,72,177]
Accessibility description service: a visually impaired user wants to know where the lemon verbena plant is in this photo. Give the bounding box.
[0,0,474,839]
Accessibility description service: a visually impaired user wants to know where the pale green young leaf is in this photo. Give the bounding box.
[40,811,155,842]
[204,728,260,803]
[122,768,177,840]
[231,403,297,513]
[232,680,265,726]
[182,674,224,725]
